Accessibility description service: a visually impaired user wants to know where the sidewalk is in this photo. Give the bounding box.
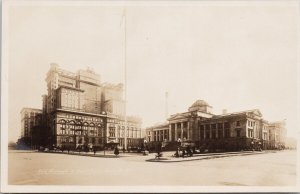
[146,150,276,162]
[36,150,144,158]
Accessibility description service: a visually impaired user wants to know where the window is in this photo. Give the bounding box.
[217,123,223,129]
[218,129,223,138]
[212,130,216,139]
[60,120,66,134]
[224,122,230,129]
[225,128,230,138]
[90,123,96,136]
[61,128,66,134]
[248,129,254,138]
[263,132,267,140]
[69,123,75,135]
[206,131,210,139]
[211,124,216,130]
[109,127,115,137]
[236,121,240,127]
[200,129,204,139]
[69,137,74,143]
[236,129,241,137]
[83,124,88,135]
[164,130,168,140]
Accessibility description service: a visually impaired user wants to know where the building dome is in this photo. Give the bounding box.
[190,100,209,107]
[188,100,212,113]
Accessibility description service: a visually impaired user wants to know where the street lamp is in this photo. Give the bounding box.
[143,139,147,155]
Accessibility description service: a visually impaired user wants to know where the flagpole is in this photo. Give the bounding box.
[123,8,127,151]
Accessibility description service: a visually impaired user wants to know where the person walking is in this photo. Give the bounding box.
[93,146,97,155]
[114,146,119,156]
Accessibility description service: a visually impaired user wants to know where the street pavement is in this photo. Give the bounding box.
[8,149,297,186]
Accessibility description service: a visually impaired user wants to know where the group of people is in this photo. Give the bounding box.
[174,145,193,158]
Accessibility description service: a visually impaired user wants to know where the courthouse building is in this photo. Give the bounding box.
[145,100,287,151]
[20,63,142,149]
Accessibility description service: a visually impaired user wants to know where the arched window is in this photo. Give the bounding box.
[69,120,75,135]
[90,123,95,136]
[76,121,83,136]
[97,123,103,137]
[83,122,89,136]
[59,120,66,135]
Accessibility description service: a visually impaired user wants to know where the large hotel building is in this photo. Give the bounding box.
[19,63,142,149]
[145,100,287,151]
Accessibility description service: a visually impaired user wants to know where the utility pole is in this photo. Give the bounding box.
[165,91,169,120]
[123,8,128,151]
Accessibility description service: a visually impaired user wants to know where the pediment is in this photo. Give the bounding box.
[168,113,189,121]
[246,109,262,118]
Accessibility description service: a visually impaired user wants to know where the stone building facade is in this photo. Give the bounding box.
[145,100,287,151]
[20,63,142,150]
[20,108,42,139]
[19,108,43,149]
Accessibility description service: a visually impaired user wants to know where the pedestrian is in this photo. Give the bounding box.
[114,146,119,156]
[93,146,97,155]
[182,149,185,158]
[122,146,125,153]
[174,148,179,158]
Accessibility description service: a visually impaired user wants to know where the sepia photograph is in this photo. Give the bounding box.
[1,0,299,193]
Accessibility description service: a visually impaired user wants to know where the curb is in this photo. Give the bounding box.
[146,151,274,163]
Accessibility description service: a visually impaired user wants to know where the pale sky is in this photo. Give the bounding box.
[5,1,299,142]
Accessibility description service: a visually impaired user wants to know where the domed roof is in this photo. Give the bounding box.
[188,100,212,113]
[190,100,209,107]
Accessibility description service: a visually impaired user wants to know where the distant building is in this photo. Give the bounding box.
[20,108,42,138]
[145,100,287,151]
[20,63,142,149]
[19,108,42,148]
[145,122,169,142]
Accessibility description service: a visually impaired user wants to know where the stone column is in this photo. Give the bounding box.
[187,121,190,140]
[175,123,178,140]
[223,123,225,138]
[189,121,193,140]
[204,125,206,139]
[162,130,165,141]
[169,124,172,141]
[160,130,162,141]
[151,130,154,141]
[209,125,212,139]
[181,122,183,139]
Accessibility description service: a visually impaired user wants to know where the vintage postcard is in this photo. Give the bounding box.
[1,0,299,193]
